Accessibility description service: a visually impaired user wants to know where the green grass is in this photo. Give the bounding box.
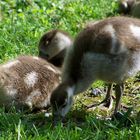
[0,0,140,139]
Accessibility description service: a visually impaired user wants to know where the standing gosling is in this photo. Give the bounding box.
[50,16,140,122]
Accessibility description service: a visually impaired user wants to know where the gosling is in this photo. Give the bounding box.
[0,56,61,112]
[50,16,140,122]
[38,29,73,68]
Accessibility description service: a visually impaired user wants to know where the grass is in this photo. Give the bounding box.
[0,0,140,139]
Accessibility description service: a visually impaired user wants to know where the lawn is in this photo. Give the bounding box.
[0,0,140,139]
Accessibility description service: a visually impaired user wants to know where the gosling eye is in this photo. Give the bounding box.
[45,40,49,45]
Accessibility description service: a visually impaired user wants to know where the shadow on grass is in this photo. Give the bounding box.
[0,104,139,136]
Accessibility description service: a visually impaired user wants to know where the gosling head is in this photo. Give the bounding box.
[50,83,75,125]
[118,0,135,14]
[38,29,73,67]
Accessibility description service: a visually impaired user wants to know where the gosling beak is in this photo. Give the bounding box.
[52,114,64,126]
[38,51,49,60]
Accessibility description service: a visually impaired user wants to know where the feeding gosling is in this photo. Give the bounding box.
[0,56,61,111]
[50,16,140,122]
[38,29,73,68]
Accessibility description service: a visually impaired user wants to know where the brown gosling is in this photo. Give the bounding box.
[0,56,61,112]
[118,0,140,18]
[50,16,140,123]
[38,29,73,68]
